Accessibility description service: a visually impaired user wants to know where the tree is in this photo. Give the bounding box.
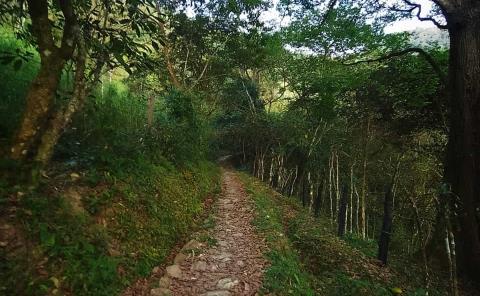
[9,0,78,162]
[3,0,161,168]
[283,0,480,283]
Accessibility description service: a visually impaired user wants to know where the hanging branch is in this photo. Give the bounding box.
[343,47,446,86]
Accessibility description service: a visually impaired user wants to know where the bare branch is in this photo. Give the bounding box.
[189,59,210,90]
[343,47,446,85]
[391,0,448,29]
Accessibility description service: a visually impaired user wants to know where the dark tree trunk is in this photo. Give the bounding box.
[314,175,324,217]
[444,4,480,282]
[337,185,348,237]
[301,175,307,207]
[378,183,394,265]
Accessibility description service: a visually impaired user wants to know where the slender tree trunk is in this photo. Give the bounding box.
[360,118,370,239]
[355,184,360,234]
[147,96,155,128]
[444,7,480,282]
[350,162,354,233]
[446,217,458,296]
[253,147,257,176]
[302,173,307,207]
[329,154,334,224]
[268,153,274,185]
[290,165,298,196]
[335,150,340,221]
[409,195,431,291]
[308,171,314,212]
[314,173,324,217]
[378,182,394,265]
[338,185,348,237]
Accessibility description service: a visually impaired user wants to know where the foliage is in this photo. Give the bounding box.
[241,173,315,295]
[1,157,220,295]
[240,173,448,296]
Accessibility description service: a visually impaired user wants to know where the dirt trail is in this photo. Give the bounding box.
[151,169,268,296]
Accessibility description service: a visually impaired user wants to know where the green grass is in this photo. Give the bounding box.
[240,173,449,296]
[240,173,315,295]
[1,158,221,296]
[0,28,222,294]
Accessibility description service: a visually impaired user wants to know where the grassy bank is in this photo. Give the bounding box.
[1,159,220,296]
[239,173,449,296]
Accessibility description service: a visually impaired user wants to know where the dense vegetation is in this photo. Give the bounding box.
[0,0,479,295]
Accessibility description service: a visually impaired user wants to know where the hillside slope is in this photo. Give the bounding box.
[1,158,220,295]
[239,173,454,296]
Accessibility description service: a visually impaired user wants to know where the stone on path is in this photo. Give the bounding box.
[182,239,202,251]
[158,276,170,288]
[216,277,239,290]
[173,252,187,264]
[201,291,231,296]
[191,260,208,271]
[236,260,245,267]
[150,287,171,296]
[166,265,182,279]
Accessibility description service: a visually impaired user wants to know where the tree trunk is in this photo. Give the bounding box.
[329,154,334,224]
[314,173,324,217]
[34,28,88,164]
[290,165,298,196]
[10,0,76,163]
[10,60,65,160]
[335,150,340,220]
[378,182,394,265]
[147,96,155,128]
[350,162,354,233]
[338,185,348,237]
[301,173,307,207]
[308,171,314,212]
[444,7,480,282]
[360,118,370,239]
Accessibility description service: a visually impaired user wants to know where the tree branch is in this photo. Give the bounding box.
[318,0,337,28]
[391,0,448,29]
[430,0,453,13]
[26,0,55,52]
[58,0,78,59]
[343,47,446,85]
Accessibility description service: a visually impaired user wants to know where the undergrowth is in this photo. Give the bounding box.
[240,173,315,295]
[0,27,221,295]
[1,158,220,296]
[240,173,449,296]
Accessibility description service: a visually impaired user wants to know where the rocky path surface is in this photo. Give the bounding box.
[151,169,268,296]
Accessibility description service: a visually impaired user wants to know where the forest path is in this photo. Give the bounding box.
[152,169,268,296]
